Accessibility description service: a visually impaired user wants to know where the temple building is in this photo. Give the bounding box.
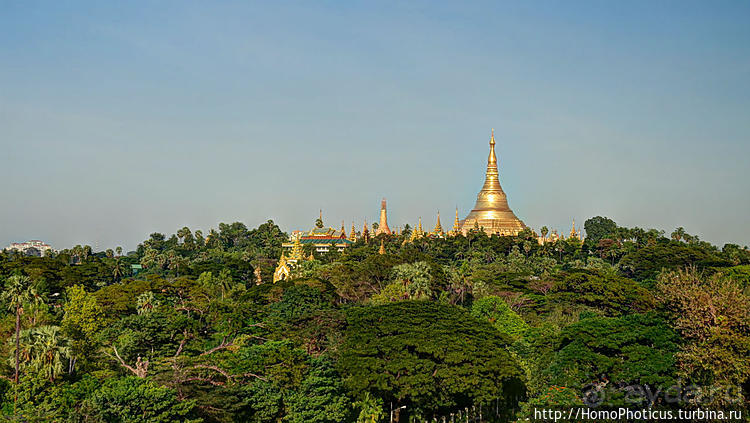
[568,219,583,241]
[459,129,526,236]
[375,199,391,235]
[274,236,306,282]
[408,217,425,242]
[537,219,584,244]
[281,219,353,255]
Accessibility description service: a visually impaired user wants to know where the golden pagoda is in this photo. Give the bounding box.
[290,235,304,261]
[362,219,370,243]
[459,129,526,236]
[568,218,583,240]
[378,240,386,255]
[349,222,357,242]
[431,211,444,237]
[409,217,425,242]
[375,198,392,235]
[450,207,461,236]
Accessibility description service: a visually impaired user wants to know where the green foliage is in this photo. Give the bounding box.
[267,284,331,323]
[545,313,679,391]
[718,264,750,287]
[619,243,718,281]
[553,271,655,316]
[62,285,105,366]
[390,262,433,300]
[339,301,525,420]
[15,325,70,382]
[369,282,408,304]
[518,385,582,420]
[284,357,352,423]
[232,381,284,423]
[471,296,529,341]
[2,219,749,420]
[353,392,384,423]
[656,268,750,406]
[583,216,617,243]
[78,376,201,422]
[136,291,161,315]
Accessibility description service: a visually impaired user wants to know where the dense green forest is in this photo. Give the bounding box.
[1,217,749,422]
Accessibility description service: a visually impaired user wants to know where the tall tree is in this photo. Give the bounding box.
[1,275,40,383]
[339,301,524,421]
[61,285,105,374]
[29,325,71,382]
[583,216,617,244]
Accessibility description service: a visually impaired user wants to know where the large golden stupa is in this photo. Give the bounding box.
[459,130,526,236]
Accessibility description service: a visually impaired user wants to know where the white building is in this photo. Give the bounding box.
[5,240,54,256]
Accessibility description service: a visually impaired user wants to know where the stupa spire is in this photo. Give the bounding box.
[290,235,303,261]
[376,198,392,235]
[349,221,357,242]
[432,211,443,236]
[362,218,370,243]
[459,129,526,236]
[452,206,461,235]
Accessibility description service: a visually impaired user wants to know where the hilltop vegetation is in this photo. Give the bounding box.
[0,217,748,422]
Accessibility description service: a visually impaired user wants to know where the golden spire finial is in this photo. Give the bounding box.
[290,235,303,261]
[451,206,461,235]
[433,211,444,236]
[349,221,356,242]
[376,198,391,235]
[362,218,370,242]
[418,216,423,233]
[378,240,385,255]
[487,129,497,167]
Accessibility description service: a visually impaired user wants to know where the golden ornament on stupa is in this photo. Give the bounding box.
[459,129,526,236]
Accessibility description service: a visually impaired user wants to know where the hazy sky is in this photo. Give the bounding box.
[2,1,749,251]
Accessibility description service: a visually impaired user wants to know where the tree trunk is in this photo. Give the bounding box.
[14,307,20,384]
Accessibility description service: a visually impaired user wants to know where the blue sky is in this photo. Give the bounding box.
[2,1,749,250]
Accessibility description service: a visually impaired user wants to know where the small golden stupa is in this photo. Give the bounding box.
[459,129,526,236]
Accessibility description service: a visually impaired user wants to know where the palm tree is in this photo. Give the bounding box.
[82,245,92,262]
[523,240,533,256]
[72,245,83,264]
[217,269,234,299]
[115,246,123,257]
[1,275,39,383]
[112,257,125,282]
[140,248,158,269]
[392,262,433,300]
[30,326,70,382]
[136,292,160,315]
[7,328,33,367]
